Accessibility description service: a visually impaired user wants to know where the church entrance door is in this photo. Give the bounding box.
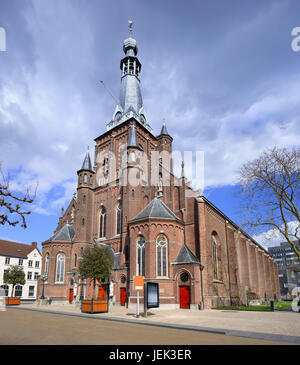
[69,288,74,304]
[179,286,190,309]
[120,288,126,306]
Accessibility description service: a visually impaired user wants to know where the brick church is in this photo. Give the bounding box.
[38,29,280,309]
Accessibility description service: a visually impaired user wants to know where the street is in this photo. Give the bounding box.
[0,308,287,345]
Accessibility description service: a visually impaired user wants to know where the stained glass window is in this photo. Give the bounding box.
[156,235,168,277]
[56,253,65,282]
[137,236,145,276]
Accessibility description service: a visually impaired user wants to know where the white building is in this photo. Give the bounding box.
[0,240,42,301]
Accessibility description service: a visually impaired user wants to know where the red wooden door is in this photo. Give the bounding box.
[98,285,106,300]
[120,288,126,306]
[69,288,74,304]
[179,286,190,309]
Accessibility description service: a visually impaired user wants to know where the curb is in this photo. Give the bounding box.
[8,306,300,345]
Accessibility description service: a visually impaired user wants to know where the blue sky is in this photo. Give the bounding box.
[0,0,300,251]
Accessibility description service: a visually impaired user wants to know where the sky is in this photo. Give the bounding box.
[0,0,299,250]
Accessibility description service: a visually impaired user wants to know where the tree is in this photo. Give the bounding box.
[78,244,113,299]
[236,146,300,261]
[3,265,26,297]
[0,162,36,228]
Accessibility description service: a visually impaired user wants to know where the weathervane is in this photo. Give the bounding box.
[128,20,133,36]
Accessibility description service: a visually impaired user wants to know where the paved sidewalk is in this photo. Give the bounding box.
[11,302,300,344]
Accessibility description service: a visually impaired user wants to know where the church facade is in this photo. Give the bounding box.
[38,32,280,309]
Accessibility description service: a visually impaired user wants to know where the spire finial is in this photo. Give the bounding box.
[128,20,133,36]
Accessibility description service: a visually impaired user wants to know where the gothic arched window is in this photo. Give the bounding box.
[116,202,122,235]
[211,234,218,280]
[99,207,106,238]
[156,234,168,277]
[45,253,50,275]
[136,236,145,276]
[56,253,65,283]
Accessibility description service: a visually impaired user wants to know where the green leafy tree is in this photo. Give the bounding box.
[3,265,26,297]
[78,244,113,299]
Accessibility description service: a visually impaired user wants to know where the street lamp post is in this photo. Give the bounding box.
[80,276,85,300]
[39,273,48,300]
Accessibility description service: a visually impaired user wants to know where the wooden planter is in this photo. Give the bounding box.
[5,297,20,305]
[81,299,109,314]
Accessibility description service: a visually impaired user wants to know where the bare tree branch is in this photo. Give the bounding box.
[0,162,37,228]
[236,146,300,261]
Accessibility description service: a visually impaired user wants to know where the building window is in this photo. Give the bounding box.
[15,285,23,297]
[35,261,39,268]
[136,236,145,276]
[156,234,168,277]
[18,259,23,266]
[5,257,10,265]
[74,254,77,267]
[116,202,123,235]
[34,272,39,280]
[28,260,33,267]
[27,272,32,280]
[90,175,93,185]
[132,189,135,200]
[28,286,35,297]
[211,234,218,280]
[82,218,85,226]
[81,248,84,256]
[99,207,106,238]
[56,253,65,283]
[83,174,87,183]
[83,195,86,203]
[1,285,9,296]
[45,254,50,274]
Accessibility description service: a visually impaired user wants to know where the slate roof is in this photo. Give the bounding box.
[175,244,201,264]
[44,224,75,243]
[130,197,180,223]
[80,151,94,172]
[159,122,170,136]
[0,240,39,258]
[127,124,139,148]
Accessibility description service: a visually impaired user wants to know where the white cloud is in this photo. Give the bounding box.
[253,221,300,249]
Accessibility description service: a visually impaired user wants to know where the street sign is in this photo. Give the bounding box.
[134,276,144,291]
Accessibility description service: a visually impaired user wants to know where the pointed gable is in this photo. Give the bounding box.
[44,224,75,243]
[175,244,200,264]
[129,197,180,223]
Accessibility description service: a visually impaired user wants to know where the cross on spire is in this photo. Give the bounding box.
[128,20,133,36]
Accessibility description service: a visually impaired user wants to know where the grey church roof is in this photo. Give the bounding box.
[127,124,139,148]
[175,244,200,265]
[159,122,170,136]
[130,197,180,223]
[44,224,75,243]
[80,151,94,172]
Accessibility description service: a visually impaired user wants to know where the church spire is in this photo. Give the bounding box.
[80,149,93,172]
[107,22,152,133]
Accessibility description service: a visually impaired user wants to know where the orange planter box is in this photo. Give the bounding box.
[81,299,108,313]
[5,297,20,305]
